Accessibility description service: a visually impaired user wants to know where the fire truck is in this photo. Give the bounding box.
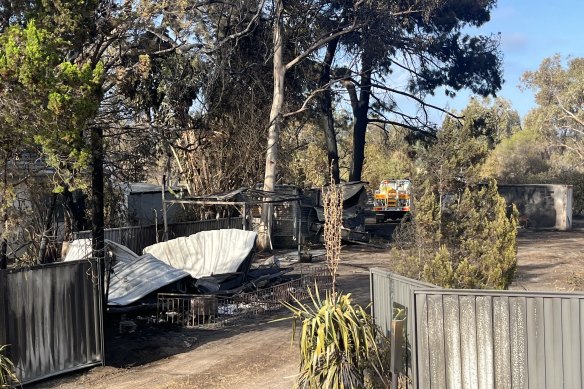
[373,179,412,223]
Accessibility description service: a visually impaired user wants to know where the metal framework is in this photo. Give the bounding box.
[157,265,332,328]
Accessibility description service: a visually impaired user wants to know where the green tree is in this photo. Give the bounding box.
[0,19,102,265]
[460,97,522,147]
[482,128,549,182]
[361,126,415,188]
[342,0,503,182]
[522,55,584,161]
[395,180,518,289]
[391,103,519,289]
[520,55,584,214]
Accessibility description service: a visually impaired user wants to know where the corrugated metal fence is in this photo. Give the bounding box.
[370,268,437,380]
[370,268,584,388]
[0,260,103,384]
[74,217,244,254]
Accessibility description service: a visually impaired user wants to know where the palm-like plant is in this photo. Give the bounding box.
[0,345,18,388]
[281,171,388,388]
[283,289,387,389]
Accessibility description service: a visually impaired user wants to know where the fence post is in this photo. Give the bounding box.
[391,319,405,389]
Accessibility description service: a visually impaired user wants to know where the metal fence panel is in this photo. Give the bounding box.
[168,218,243,239]
[0,260,103,384]
[369,268,437,382]
[413,290,584,389]
[74,217,244,255]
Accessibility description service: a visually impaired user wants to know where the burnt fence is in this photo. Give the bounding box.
[74,217,244,254]
[0,260,103,384]
[371,268,584,389]
[157,266,333,328]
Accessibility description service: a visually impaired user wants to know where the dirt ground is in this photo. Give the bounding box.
[31,222,584,389]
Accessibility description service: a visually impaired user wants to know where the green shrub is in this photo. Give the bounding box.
[283,290,389,389]
[0,345,18,388]
[392,180,518,289]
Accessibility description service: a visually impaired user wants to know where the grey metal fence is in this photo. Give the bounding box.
[74,217,244,254]
[370,268,437,381]
[370,268,584,389]
[370,268,437,336]
[0,260,103,384]
[414,289,584,389]
[169,218,244,238]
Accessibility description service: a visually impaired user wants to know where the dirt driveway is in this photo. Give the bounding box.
[32,226,584,389]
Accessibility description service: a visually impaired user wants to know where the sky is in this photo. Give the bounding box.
[425,0,584,123]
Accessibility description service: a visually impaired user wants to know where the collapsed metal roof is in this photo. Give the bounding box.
[63,229,258,305]
[143,229,257,279]
[63,239,190,306]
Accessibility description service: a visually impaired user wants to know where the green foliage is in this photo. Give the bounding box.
[514,55,584,214]
[361,127,415,187]
[391,98,520,289]
[461,97,522,147]
[282,290,388,389]
[0,20,103,190]
[282,124,329,187]
[395,180,518,289]
[0,344,18,388]
[423,115,489,195]
[522,56,584,161]
[443,181,518,288]
[481,128,548,181]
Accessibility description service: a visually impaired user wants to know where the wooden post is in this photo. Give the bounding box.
[391,319,405,389]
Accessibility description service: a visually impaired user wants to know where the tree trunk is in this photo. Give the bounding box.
[349,46,373,182]
[319,38,340,183]
[0,237,6,270]
[258,0,285,251]
[91,126,105,296]
[0,213,7,269]
[38,192,58,264]
[61,186,74,258]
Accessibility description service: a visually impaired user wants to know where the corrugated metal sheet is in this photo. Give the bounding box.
[369,268,436,380]
[370,268,437,336]
[108,254,190,306]
[143,229,257,278]
[0,260,103,384]
[63,239,190,306]
[413,290,584,389]
[370,270,584,388]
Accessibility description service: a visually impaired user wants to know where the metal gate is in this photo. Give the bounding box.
[0,260,104,384]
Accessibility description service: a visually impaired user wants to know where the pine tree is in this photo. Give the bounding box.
[391,121,519,289]
[418,179,518,289]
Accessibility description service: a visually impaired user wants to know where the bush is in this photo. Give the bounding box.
[392,180,518,289]
[283,290,389,389]
[0,345,18,388]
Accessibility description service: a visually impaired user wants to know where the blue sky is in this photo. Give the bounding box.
[426,0,584,122]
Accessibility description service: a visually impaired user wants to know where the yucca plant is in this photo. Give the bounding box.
[282,288,388,389]
[0,345,18,388]
[279,169,388,388]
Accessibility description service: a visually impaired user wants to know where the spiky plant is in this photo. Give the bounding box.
[0,345,18,388]
[283,289,387,389]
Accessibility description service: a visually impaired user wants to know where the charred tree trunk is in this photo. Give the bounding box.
[0,213,7,269]
[258,0,285,251]
[91,126,105,295]
[38,192,58,264]
[319,37,340,183]
[61,186,76,258]
[0,237,6,270]
[349,46,373,182]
